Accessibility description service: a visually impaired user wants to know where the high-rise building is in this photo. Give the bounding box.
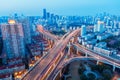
[18,17,32,44]
[46,12,50,19]
[50,13,54,20]
[97,21,105,33]
[81,25,86,37]
[94,24,97,32]
[106,18,111,26]
[119,22,120,28]
[0,20,25,59]
[113,21,117,28]
[43,9,47,19]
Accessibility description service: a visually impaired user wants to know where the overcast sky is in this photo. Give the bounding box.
[0,0,120,16]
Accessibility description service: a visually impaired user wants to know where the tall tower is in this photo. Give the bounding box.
[43,9,47,19]
[18,17,32,44]
[94,24,97,32]
[0,20,25,59]
[97,21,105,33]
[81,25,86,37]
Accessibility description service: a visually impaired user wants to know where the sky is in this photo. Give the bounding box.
[0,0,120,16]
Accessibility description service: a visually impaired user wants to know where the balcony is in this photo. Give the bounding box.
[32,51,41,56]
[9,63,25,72]
[7,57,22,65]
[0,63,25,74]
[0,74,12,80]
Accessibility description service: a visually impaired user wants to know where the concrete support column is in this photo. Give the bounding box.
[48,39,50,43]
[85,52,88,57]
[68,42,71,56]
[96,56,100,65]
[60,70,62,77]
[113,63,116,71]
[51,40,53,48]
[52,40,54,47]
[71,38,74,43]
[76,48,78,55]
[97,60,99,65]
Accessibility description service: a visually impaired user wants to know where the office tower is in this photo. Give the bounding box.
[113,21,117,28]
[81,25,86,36]
[46,12,50,19]
[19,17,32,44]
[119,22,120,28]
[14,13,18,20]
[43,9,47,19]
[106,18,111,26]
[110,21,114,27]
[51,13,54,19]
[0,20,25,59]
[94,24,97,32]
[97,21,105,33]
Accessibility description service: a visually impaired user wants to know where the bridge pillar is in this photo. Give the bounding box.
[85,52,88,57]
[49,39,52,48]
[97,60,99,65]
[60,70,62,78]
[76,48,78,55]
[113,64,116,71]
[71,37,74,43]
[52,40,54,47]
[68,42,71,56]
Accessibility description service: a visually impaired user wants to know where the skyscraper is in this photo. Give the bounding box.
[94,24,97,32]
[97,21,105,33]
[46,12,50,19]
[0,20,25,59]
[81,25,86,37]
[18,17,32,44]
[43,9,47,19]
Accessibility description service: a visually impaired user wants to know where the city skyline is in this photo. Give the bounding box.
[0,0,120,16]
[1,1,120,80]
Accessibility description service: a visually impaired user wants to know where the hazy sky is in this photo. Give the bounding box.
[0,0,120,16]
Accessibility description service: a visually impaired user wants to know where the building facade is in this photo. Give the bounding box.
[0,20,25,59]
[81,25,86,37]
[19,17,32,44]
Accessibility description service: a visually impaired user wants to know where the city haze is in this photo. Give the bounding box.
[0,0,120,16]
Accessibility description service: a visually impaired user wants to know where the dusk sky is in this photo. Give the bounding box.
[0,0,120,16]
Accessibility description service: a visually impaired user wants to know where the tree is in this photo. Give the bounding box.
[78,62,86,74]
[80,74,87,80]
[87,73,96,80]
[102,69,113,80]
[78,66,85,75]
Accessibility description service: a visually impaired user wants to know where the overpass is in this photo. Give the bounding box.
[72,43,120,71]
[21,29,80,80]
[41,31,120,80]
[22,26,120,80]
